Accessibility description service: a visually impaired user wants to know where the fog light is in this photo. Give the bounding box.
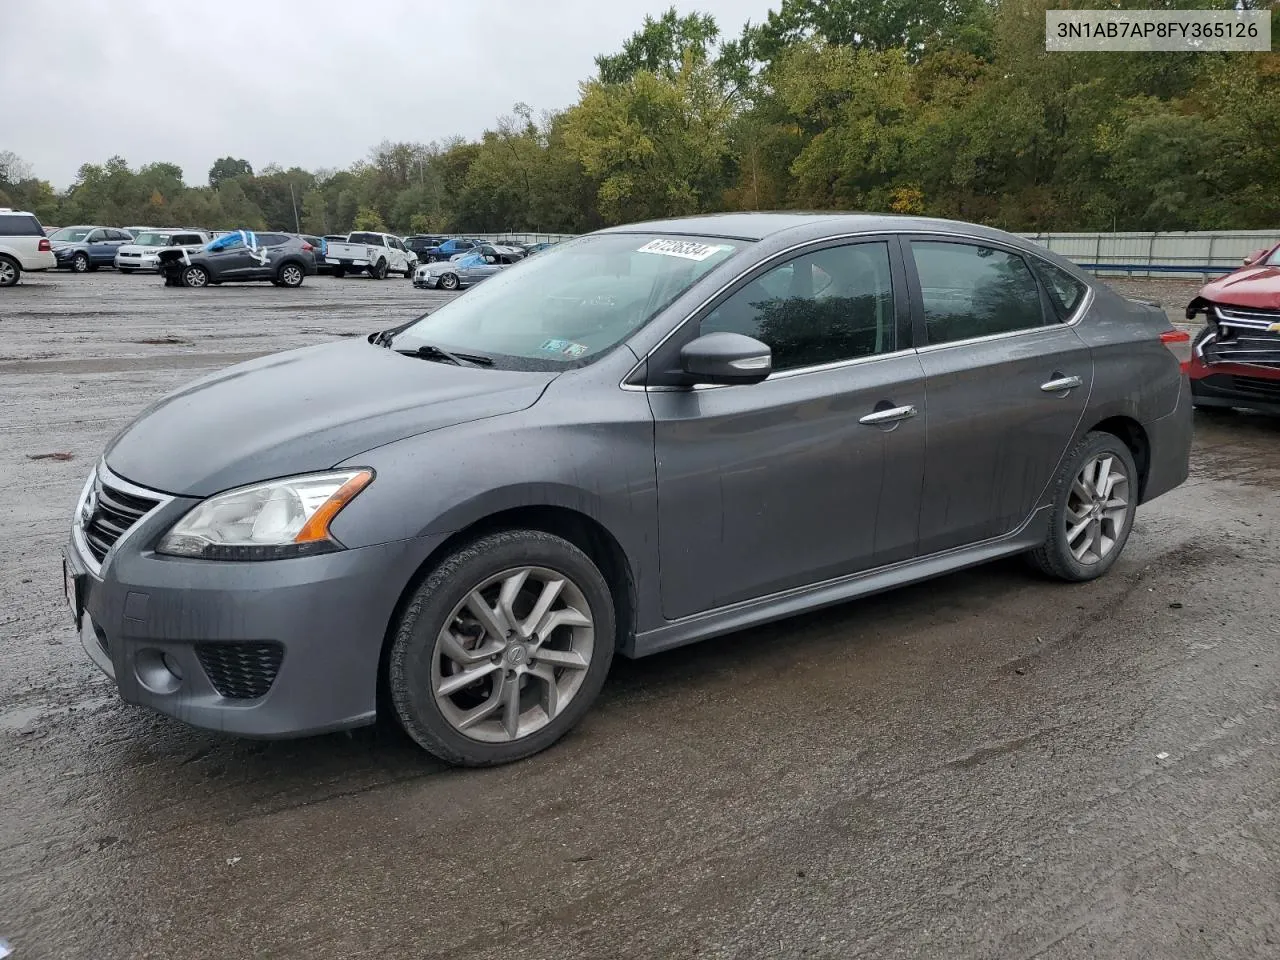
[135,648,183,695]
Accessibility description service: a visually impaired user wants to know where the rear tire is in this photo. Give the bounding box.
[370,258,388,280]
[277,262,305,288]
[332,266,346,279]
[388,530,615,767]
[1028,431,1139,583]
[0,256,19,287]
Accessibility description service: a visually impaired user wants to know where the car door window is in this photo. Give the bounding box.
[910,241,1046,345]
[701,241,897,371]
[86,229,106,243]
[109,229,131,241]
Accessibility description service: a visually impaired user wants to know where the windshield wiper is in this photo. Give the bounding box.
[396,344,494,367]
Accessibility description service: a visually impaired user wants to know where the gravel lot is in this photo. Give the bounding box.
[1,271,1277,960]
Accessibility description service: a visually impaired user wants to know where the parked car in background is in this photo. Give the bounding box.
[64,213,1192,767]
[525,242,557,256]
[414,245,517,289]
[326,231,416,279]
[50,226,134,272]
[404,235,449,260]
[1186,241,1280,415]
[449,243,525,265]
[417,237,483,263]
[123,226,150,240]
[157,231,318,288]
[0,208,55,287]
[302,235,334,275]
[115,229,211,273]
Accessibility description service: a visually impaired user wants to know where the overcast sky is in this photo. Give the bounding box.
[5,0,778,189]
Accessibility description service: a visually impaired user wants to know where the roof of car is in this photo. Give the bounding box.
[597,211,1022,243]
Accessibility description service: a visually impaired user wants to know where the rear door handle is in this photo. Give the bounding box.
[1040,375,1082,392]
[859,404,917,425]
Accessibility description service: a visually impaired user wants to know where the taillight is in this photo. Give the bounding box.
[38,238,51,252]
[301,242,314,252]
[1161,329,1192,372]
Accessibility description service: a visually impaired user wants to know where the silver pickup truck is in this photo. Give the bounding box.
[324,231,416,279]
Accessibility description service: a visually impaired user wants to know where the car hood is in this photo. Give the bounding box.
[104,339,557,497]
[1198,265,1280,310]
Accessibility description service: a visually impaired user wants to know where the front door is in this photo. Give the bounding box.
[649,238,926,620]
[904,237,1094,554]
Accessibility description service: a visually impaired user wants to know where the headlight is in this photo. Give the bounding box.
[156,469,373,561]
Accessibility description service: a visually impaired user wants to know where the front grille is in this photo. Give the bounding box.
[83,478,161,563]
[1205,306,1280,368]
[1227,374,1280,403]
[195,642,284,699]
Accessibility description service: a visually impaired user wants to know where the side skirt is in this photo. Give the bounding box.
[625,506,1052,659]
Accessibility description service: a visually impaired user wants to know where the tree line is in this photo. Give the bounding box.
[3,0,1277,236]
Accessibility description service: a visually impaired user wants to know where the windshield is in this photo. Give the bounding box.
[393,233,747,369]
[1265,246,1280,266]
[50,228,91,242]
[134,232,174,246]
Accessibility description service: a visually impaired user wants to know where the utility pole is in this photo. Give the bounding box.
[290,182,301,233]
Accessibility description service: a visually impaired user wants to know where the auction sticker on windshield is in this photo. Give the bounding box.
[637,238,727,261]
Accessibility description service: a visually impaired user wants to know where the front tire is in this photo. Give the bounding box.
[72,253,90,273]
[388,530,615,766]
[181,265,210,288]
[1028,431,1139,582]
[439,272,459,290]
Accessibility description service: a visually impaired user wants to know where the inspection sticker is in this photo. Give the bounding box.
[539,338,589,358]
[636,238,725,261]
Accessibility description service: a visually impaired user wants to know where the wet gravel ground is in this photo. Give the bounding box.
[1,272,1277,960]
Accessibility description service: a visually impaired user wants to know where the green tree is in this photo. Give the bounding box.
[208,156,253,188]
[352,206,387,231]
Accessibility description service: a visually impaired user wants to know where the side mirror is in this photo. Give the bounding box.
[1244,247,1268,266]
[679,332,772,385]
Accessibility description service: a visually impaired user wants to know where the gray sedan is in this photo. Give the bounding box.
[413,246,514,290]
[63,213,1192,766]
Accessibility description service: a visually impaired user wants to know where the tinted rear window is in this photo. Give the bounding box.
[0,214,43,236]
[348,232,384,245]
[257,233,290,246]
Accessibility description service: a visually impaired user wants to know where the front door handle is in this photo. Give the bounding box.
[1040,375,1082,392]
[859,404,917,426]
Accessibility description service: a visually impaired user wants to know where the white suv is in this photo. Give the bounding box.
[0,209,55,287]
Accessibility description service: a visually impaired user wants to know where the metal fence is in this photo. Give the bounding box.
[1016,230,1273,280]
[468,228,1277,280]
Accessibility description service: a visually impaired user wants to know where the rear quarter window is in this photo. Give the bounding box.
[257,233,290,246]
[0,214,43,236]
[1033,259,1089,318]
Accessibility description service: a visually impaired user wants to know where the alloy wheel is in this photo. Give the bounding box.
[0,260,16,286]
[431,566,595,743]
[183,267,208,288]
[1065,454,1130,564]
[73,254,89,273]
[281,265,302,287]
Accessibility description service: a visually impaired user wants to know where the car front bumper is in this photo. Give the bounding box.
[1188,355,1280,416]
[64,464,439,738]
[115,256,160,271]
[413,275,441,288]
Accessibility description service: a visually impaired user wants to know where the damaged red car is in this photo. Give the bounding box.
[1186,242,1280,415]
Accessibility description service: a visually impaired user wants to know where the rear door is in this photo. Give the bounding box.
[85,229,113,265]
[904,237,1094,554]
[245,233,289,279]
[648,236,926,619]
